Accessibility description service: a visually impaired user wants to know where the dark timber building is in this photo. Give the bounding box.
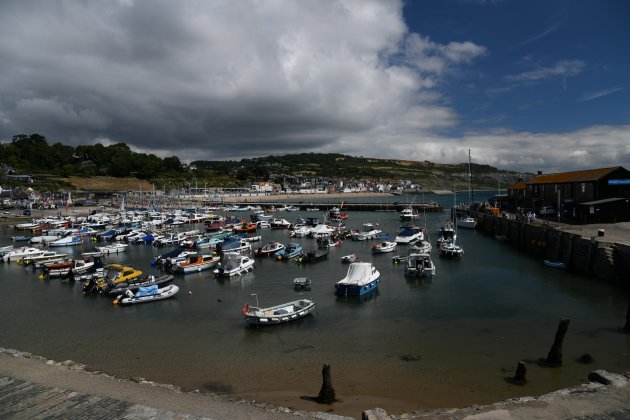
[507,166,630,223]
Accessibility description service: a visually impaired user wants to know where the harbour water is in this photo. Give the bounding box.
[0,192,628,416]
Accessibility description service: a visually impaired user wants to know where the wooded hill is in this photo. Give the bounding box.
[1,134,530,191]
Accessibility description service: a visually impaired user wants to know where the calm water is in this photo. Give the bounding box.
[1,192,628,415]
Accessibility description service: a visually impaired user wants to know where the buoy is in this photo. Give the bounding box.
[188,290,192,295]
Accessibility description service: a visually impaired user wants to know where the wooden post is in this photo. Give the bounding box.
[513,361,527,384]
[623,303,630,333]
[545,318,571,367]
[317,363,336,404]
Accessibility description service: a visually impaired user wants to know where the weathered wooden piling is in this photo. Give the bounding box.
[317,363,336,404]
[513,361,527,384]
[545,318,571,367]
[623,303,630,333]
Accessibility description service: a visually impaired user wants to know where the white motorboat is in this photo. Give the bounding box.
[395,225,425,244]
[405,253,436,278]
[48,235,82,247]
[214,253,255,277]
[456,216,477,229]
[340,254,360,263]
[399,206,419,221]
[351,223,382,241]
[1,246,43,262]
[372,241,397,253]
[270,218,292,229]
[97,243,128,254]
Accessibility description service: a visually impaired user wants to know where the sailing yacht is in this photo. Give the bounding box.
[456,149,477,229]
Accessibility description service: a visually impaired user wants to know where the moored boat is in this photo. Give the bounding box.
[439,240,464,258]
[275,243,302,260]
[99,274,174,295]
[372,241,397,254]
[255,241,285,257]
[544,259,566,269]
[405,253,436,278]
[214,253,255,277]
[96,243,128,254]
[114,284,179,305]
[456,216,477,229]
[394,225,425,244]
[242,298,316,326]
[293,277,312,290]
[335,262,380,296]
[340,254,360,263]
[174,253,220,274]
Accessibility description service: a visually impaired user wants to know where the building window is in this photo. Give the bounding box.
[581,183,586,193]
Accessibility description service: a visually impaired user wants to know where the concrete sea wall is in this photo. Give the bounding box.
[475,212,630,287]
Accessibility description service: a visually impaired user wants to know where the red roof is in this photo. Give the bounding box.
[526,167,621,185]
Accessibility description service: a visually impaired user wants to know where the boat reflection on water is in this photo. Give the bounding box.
[334,288,380,304]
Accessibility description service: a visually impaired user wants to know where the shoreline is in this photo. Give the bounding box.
[1,346,628,419]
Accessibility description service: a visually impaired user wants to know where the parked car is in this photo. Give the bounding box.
[539,205,556,216]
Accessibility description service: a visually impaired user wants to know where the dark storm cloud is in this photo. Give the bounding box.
[2,0,622,172]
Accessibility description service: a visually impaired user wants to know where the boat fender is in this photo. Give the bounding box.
[241,304,249,316]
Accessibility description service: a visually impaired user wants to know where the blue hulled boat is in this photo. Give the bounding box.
[335,262,380,296]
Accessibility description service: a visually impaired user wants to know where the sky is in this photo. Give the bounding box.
[0,0,629,173]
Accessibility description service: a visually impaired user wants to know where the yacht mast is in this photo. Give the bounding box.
[467,149,472,207]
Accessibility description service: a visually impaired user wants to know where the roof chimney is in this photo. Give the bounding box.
[537,170,542,176]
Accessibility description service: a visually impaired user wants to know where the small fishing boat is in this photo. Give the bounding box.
[1,246,44,262]
[242,298,316,326]
[341,254,360,263]
[372,241,397,254]
[296,248,329,264]
[293,277,312,290]
[114,284,179,305]
[48,235,82,247]
[20,251,68,265]
[544,259,566,269]
[82,264,143,293]
[214,253,255,277]
[351,223,382,241]
[335,262,380,296]
[218,238,252,254]
[255,241,285,257]
[99,274,174,295]
[96,243,128,254]
[174,254,220,274]
[456,216,477,229]
[275,243,303,261]
[233,222,257,233]
[269,218,292,229]
[43,258,97,278]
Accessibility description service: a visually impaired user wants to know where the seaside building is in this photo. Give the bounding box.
[508,166,630,223]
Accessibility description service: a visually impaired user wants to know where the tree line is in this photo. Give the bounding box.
[0,134,184,179]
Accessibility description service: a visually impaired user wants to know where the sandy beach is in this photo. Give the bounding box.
[218,191,398,203]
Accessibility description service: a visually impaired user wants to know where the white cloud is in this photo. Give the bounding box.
[505,60,585,83]
[578,86,625,102]
[0,1,625,175]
